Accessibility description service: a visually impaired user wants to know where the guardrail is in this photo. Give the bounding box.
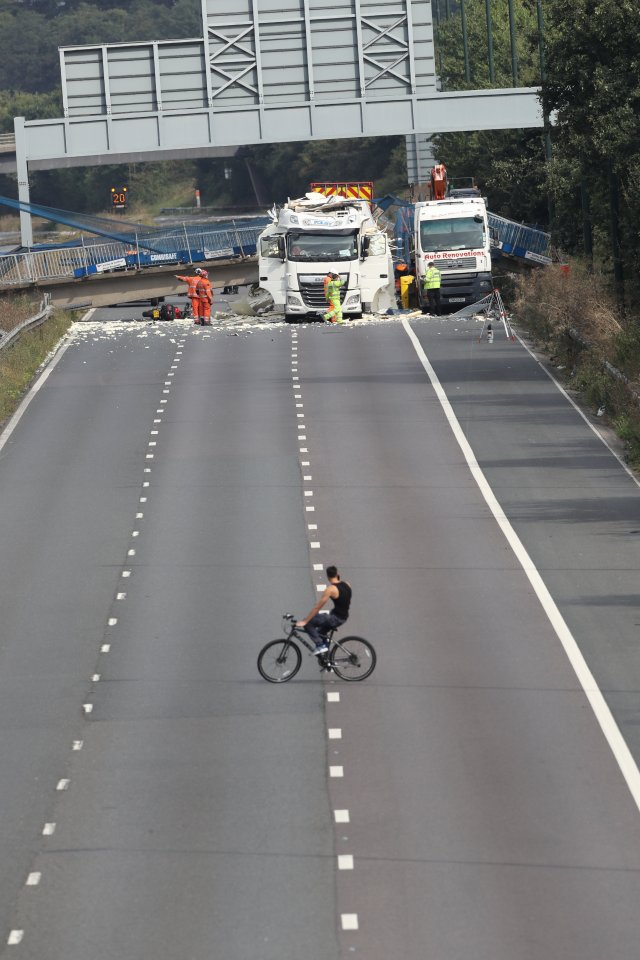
[0,223,264,288]
[0,295,51,353]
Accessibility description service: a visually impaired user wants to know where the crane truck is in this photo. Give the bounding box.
[414,164,493,311]
[257,182,395,320]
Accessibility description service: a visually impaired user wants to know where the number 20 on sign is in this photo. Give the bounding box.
[111,186,128,209]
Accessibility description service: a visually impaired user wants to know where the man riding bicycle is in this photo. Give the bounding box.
[297,565,352,655]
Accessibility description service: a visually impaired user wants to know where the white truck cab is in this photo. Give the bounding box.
[414,194,493,310]
[258,189,394,319]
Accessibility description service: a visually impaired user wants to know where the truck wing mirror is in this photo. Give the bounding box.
[278,236,286,261]
[360,236,371,260]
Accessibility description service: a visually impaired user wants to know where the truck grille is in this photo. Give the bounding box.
[440,257,477,271]
[299,275,347,308]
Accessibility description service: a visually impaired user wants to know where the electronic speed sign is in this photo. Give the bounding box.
[110,186,128,209]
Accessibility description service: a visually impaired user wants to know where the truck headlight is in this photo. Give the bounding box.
[345,294,361,305]
[287,295,302,306]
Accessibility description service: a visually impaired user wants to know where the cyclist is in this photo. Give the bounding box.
[297,565,352,655]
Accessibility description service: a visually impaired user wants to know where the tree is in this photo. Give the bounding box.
[431,0,549,226]
[544,0,640,296]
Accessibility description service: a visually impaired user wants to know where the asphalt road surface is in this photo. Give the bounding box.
[0,309,639,959]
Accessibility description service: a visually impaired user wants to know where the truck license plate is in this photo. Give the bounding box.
[449,297,465,303]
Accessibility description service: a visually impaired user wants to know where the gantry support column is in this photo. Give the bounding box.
[14,117,33,248]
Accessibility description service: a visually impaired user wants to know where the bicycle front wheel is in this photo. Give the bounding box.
[257,639,302,683]
[330,636,376,681]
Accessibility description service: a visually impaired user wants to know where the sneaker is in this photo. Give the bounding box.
[314,643,329,655]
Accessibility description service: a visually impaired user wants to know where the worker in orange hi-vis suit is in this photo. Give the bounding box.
[175,268,203,323]
[196,269,213,325]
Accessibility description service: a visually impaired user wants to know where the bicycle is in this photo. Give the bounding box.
[257,614,377,683]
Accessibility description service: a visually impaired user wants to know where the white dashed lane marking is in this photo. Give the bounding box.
[291,329,359,934]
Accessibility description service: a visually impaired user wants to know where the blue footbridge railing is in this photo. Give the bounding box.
[0,221,269,288]
[487,213,552,265]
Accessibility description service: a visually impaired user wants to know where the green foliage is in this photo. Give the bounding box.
[431,1,548,227]
[433,128,549,225]
[612,411,640,469]
[542,0,640,297]
[434,0,542,90]
[0,90,61,132]
[195,138,408,208]
[0,308,74,426]
[0,0,202,93]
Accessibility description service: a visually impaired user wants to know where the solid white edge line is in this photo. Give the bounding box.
[515,332,640,489]
[0,314,78,453]
[402,316,640,812]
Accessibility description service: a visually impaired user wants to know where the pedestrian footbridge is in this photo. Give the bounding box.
[0,197,268,306]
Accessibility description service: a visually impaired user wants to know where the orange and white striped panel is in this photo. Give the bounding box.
[311,182,373,200]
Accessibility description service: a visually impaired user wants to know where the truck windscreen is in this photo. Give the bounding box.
[288,233,358,261]
[420,217,484,252]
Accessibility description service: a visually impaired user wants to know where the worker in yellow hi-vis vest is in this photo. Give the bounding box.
[422,261,442,315]
[323,272,344,324]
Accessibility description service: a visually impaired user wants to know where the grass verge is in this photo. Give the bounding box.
[0,310,75,428]
[512,261,640,468]
[0,293,45,334]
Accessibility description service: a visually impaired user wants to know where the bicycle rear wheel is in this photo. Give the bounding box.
[257,639,302,683]
[330,636,376,681]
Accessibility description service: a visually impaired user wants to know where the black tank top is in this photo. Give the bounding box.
[331,581,352,620]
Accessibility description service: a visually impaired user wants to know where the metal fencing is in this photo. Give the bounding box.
[0,223,265,288]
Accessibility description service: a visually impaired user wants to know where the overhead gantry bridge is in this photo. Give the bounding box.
[11,0,544,247]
